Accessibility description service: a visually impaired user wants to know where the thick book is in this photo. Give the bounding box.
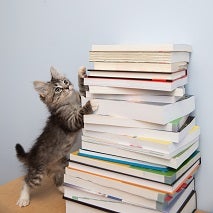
[93,61,188,73]
[89,51,190,63]
[86,92,183,104]
[88,86,185,96]
[80,140,199,169]
[76,149,169,172]
[64,177,195,212]
[66,160,199,194]
[64,167,197,212]
[83,116,196,143]
[84,114,189,132]
[88,69,187,81]
[64,171,194,204]
[65,190,196,213]
[82,95,195,125]
[82,125,200,158]
[70,150,200,185]
[91,44,192,52]
[84,75,188,91]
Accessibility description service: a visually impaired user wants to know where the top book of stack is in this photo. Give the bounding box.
[89,44,192,64]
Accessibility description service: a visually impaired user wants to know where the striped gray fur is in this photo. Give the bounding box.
[15,67,96,207]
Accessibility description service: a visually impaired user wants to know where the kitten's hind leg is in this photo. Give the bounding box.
[51,157,67,193]
[17,167,44,207]
[16,181,30,207]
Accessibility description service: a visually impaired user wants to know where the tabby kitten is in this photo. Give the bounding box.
[15,66,97,207]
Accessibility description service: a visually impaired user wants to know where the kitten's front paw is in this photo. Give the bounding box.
[16,197,30,207]
[78,66,87,78]
[90,100,99,112]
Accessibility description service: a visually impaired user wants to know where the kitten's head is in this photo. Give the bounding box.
[33,67,75,110]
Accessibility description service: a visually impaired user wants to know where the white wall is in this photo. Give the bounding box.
[0,0,212,211]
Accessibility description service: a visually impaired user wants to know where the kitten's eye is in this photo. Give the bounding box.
[64,80,69,85]
[55,87,62,93]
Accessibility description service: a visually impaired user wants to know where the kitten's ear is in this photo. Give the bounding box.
[33,81,49,98]
[50,66,65,80]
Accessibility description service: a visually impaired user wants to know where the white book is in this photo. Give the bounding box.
[64,176,195,212]
[64,171,169,203]
[93,61,188,73]
[81,140,199,169]
[66,200,104,213]
[91,44,192,52]
[84,76,188,91]
[65,190,196,213]
[180,191,197,213]
[84,114,189,132]
[82,125,199,153]
[66,161,199,194]
[88,70,186,80]
[89,51,190,63]
[86,92,183,104]
[70,150,200,185]
[83,116,196,143]
[88,86,185,96]
[82,95,195,125]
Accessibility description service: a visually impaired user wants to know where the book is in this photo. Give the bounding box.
[65,199,110,213]
[64,167,197,213]
[91,44,192,52]
[65,190,197,213]
[89,51,190,63]
[80,140,199,169]
[178,191,197,213]
[82,95,195,125]
[84,114,189,132]
[83,116,196,143]
[76,150,169,172]
[82,125,199,158]
[70,150,200,185]
[64,177,195,212]
[88,86,185,96]
[66,160,199,194]
[86,92,183,104]
[64,171,194,204]
[93,61,188,73]
[88,69,187,81]
[84,75,188,91]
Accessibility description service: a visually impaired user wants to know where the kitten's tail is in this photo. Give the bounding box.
[15,143,28,163]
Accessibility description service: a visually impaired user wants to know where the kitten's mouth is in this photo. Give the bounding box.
[69,85,73,90]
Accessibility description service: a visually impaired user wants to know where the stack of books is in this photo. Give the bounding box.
[64,44,201,213]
